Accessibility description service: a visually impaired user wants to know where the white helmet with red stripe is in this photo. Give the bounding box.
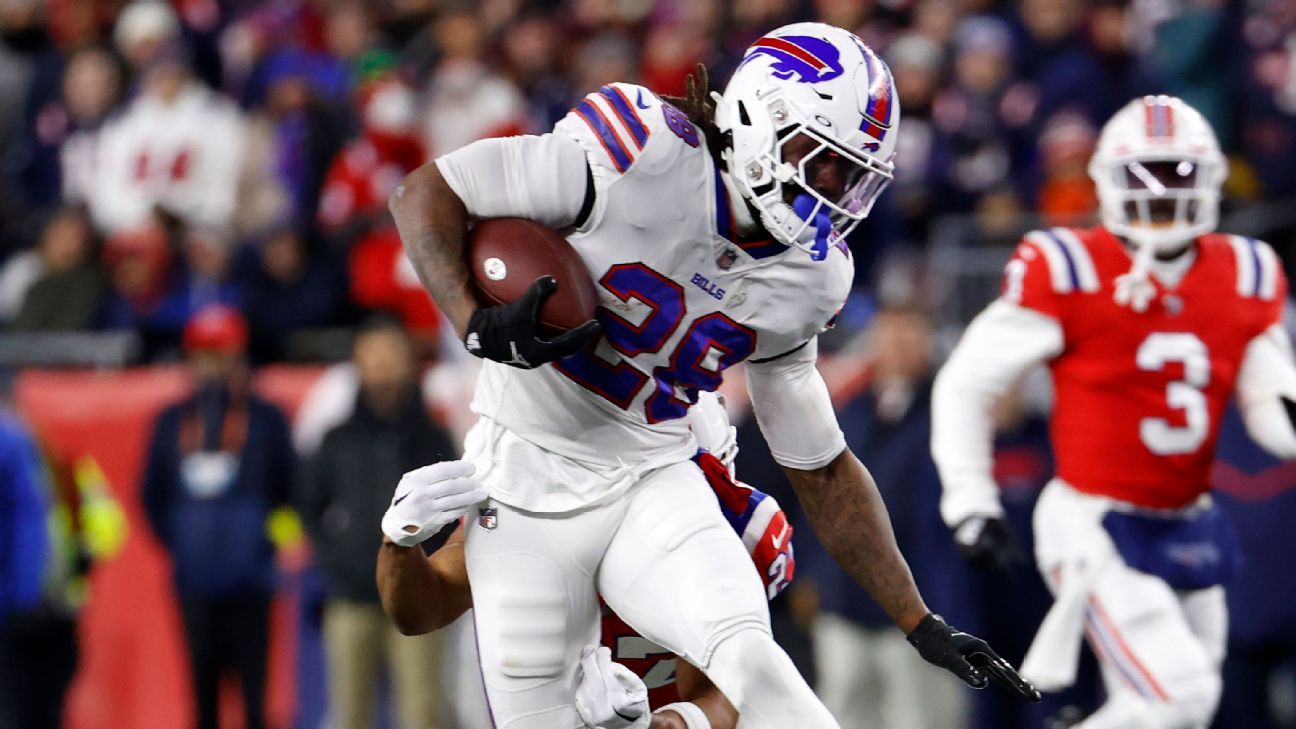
[715,23,899,259]
[1089,95,1226,256]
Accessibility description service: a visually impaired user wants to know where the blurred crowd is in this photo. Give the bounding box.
[3,1,1296,729]
[1,0,1295,362]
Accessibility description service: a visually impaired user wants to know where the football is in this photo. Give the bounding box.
[466,217,599,334]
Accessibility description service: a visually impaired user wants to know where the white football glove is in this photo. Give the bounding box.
[381,461,487,547]
[574,645,651,729]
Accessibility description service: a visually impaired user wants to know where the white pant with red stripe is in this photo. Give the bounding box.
[1033,480,1227,729]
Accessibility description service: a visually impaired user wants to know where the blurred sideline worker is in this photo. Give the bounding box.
[797,307,972,729]
[142,305,295,729]
[0,371,127,729]
[0,396,54,729]
[298,316,455,729]
[933,96,1296,728]
[376,392,796,729]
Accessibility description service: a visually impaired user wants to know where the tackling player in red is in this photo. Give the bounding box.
[933,95,1296,728]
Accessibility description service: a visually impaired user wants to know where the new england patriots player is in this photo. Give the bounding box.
[379,393,792,729]
[390,23,1037,728]
[933,96,1296,728]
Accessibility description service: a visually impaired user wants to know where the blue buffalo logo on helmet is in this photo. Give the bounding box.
[742,34,844,84]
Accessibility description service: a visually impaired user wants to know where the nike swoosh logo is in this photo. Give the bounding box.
[769,522,791,550]
[393,493,409,506]
[615,709,640,722]
[636,89,651,109]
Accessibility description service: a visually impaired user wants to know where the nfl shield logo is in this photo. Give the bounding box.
[478,507,498,531]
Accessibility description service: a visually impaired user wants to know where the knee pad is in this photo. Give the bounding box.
[473,552,571,680]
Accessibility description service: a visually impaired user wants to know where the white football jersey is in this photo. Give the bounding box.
[464,83,852,511]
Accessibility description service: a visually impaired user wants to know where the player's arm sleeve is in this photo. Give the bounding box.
[433,132,591,229]
[1235,322,1296,459]
[932,300,1063,527]
[745,338,847,470]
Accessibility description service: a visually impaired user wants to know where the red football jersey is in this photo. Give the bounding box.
[599,452,796,708]
[1004,227,1286,508]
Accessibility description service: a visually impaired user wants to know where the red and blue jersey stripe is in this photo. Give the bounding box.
[574,99,634,173]
[598,85,649,149]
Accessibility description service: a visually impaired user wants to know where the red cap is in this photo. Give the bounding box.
[183,305,248,354]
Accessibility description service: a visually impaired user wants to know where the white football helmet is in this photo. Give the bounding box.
[687,391,738,475]
[1089,95,1226,255]
[715,23,900,258]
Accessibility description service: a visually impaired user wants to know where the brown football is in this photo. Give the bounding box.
[466,218,599,334]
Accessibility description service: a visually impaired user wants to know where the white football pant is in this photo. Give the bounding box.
[1034,480,1227,729]
[464,459,838,729]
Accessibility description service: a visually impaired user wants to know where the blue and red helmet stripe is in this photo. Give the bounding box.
[1143,97,1175,140]
[857,43,894,142]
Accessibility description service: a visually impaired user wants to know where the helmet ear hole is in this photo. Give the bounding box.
[738,100,751,126]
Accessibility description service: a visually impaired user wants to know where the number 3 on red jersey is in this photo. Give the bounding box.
[1137,333,1211,455]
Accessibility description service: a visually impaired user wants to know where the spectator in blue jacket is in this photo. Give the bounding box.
[0,402,52,729]
[141,305,294,729]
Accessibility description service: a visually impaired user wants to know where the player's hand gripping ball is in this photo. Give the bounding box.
[574,645,651,729]
[381,461,487,547]
[908,613,1042,702]
[464,218,601,369]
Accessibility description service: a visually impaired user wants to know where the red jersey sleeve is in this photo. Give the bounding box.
[1001,238,1065,319]
[1000,228,1103,320]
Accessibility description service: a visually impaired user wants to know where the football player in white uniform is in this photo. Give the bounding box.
[389,23,1038,728]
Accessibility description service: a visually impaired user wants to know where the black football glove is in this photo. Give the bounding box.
[464,276,601,369]
[953,515,1023,572]
[908,613,1042,703]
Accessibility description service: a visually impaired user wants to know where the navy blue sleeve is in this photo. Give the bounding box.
[140,408,178,550]
[0,419,49,620]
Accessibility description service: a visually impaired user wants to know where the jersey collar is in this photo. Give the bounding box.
[714,166,785,260]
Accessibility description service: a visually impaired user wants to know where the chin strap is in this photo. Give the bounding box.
[757,193,836,261]
[1114,239,1157,312]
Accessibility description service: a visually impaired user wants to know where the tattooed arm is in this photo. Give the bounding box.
[784,450,928,633]
[388,163,477,335]
[745,339,927,633]
[388,135,593,339]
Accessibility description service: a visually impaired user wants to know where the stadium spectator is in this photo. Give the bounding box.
[0,398,54,729]
[297,317,456,729]
[242,48,351,231]
[86,1,247,234]
[98,210,188,355]
[140,305,294,729]
[885,33,945,244]
[793,308,975,729]
[1033,111,1098,228]
[8,205,105,331]
[317,77,425,243]
[241,226,346,364]
[931,16,1022,216]
[9,45,125,212]
[179,224,244,314]
[419,9,526,156]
